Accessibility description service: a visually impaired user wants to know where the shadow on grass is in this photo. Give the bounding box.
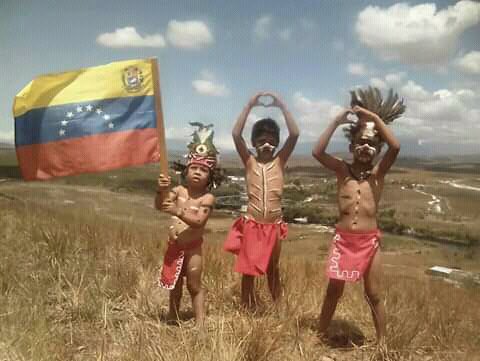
[160,310,195,327]
[300,317,366,348]
[0,166,22,179]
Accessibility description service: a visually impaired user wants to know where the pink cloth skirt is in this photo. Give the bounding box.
[224,217,288,276]
[326,228,381,282]
[158,238,203,290]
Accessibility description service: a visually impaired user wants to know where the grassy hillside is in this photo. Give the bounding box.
[1,181,479,360]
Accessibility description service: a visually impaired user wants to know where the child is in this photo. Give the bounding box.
[312,87,405,342]
[156,122,223,326]
[224,92,299,308]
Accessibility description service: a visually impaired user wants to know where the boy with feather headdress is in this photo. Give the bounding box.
[155,122,223,327]
[312,87,405,343]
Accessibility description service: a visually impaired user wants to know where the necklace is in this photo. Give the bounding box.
[347,164,372,181]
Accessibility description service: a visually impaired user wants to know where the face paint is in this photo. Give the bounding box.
[256,142,276,153]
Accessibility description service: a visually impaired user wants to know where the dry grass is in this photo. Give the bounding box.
[1,196,479,361]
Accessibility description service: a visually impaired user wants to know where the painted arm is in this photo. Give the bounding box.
[267,92,300,165]
[353,106,400,177]
[161,193,215,228]
[232,93,263,164]
[312,109,351,174]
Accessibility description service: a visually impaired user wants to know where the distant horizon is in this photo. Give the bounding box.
[1,139,479,159]
[2,1,480,155]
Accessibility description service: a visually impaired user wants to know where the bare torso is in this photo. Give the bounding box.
[245,155,284,223]
[336,164,384,231]
[168,186,208,248]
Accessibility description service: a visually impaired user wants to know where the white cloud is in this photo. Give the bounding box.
[279,28,292,41]
[192,70,229,97]
[369,77,388,89]
[96,27,166,48]
[254,15,273,40]
[166,20,213,50]
[165,126,191,140]
[212,133,236,151]
[455,51,480,74]
[292,92,343,139]
[385,72,406,86]
[192,80,229,97]
[355,1,480,65]
[395,79,480,143]
[400,80,430,100]
[456,89,476,99]
[347,63,368,76]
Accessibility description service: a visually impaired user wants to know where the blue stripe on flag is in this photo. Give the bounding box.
[15,95,156,147]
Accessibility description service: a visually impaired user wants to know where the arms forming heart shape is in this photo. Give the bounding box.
[346,111,359,123]
[258,95,275,107]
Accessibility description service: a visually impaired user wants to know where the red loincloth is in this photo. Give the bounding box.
[224,217,288,276]
[158,238,203,290]
[326,228,381,282]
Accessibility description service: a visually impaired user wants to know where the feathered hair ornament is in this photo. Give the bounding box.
[172,122,225,189]
[344,87,406,143]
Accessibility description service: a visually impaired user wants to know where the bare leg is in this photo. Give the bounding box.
[241,275,256,308]
[167,276,183,322]
[364,250,386,343]
[318,279,345,335]
[185,249,205,326]
[267,240,282,302]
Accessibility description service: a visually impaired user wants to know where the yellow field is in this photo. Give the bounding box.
[1,178,479,361]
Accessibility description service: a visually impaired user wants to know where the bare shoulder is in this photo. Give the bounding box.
[245,153,255,165]
[336,160,350,179]
[172,185,188,198]
[173,185,186,193]
[371,164,387,182]
[200,193,215,207]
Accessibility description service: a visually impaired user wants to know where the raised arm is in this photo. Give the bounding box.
[312,109,351,174]
[232,93,263,165]
[267,93,300,165]
[353,106,400,178]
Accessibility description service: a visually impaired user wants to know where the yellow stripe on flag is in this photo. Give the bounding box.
[13,59,154,117]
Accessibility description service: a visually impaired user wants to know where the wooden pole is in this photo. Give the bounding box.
[150,58,169,176]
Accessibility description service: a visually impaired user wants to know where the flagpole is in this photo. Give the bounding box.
[150,58,169,177]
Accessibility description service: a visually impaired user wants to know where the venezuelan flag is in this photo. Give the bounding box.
[13,59,161,180]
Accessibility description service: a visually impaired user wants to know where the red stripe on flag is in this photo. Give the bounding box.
[16,128,160,180]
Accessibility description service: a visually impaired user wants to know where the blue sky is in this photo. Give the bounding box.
[1,0,480,155]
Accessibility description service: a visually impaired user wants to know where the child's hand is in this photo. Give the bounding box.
[157,174,171,191]
[160,199,180,216]
[261,92,285,109]
[352,105,379,122]
[248,92,265,108]
[334,109,356,126]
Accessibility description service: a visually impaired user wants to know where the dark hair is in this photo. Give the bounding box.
[251,118,280,147]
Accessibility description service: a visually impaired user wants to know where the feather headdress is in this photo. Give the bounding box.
[344,87,406,142]
[172,122,225,189]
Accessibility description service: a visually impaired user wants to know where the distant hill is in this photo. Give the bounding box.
[0,142,14,150]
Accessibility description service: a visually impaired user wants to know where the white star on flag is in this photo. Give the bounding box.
[108,122,114,129]
[59,129,66,136]
[86,104,93,111]
[103,114,110,121]
[96,108,103,114]
[61,120,68,126]
[67,112,74,118]
[76,106,83,113]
